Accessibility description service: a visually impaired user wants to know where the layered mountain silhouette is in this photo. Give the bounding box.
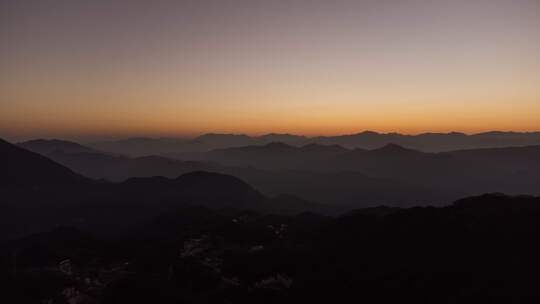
[2,138,326,239]
[15,138,540,208]
[186,142,427,170]
[183,142,350,170]
[17,139,215,181]
[14,139,442,206]
[89,131,540,156]
[18,139,102,155]
[90,133,308,157]
[4,135,540,303]
[179,141,540,198]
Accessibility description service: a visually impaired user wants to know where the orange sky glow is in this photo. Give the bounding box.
[1,0,539,141]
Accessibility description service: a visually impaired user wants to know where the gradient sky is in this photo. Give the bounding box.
[1,0,539,141]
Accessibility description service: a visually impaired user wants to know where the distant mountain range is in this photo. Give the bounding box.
[19,139,214,182]
[18,139,102,155]
[14,138,540,210]
[13,139,433,207]
[1,138,325,239]
[88,131,540,156]
[186,141,540,201]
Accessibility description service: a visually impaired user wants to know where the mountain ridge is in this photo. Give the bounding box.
[87,130,540,156]
[1,138,89,187]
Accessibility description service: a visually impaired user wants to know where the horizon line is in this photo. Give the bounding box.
[5,129,540,143]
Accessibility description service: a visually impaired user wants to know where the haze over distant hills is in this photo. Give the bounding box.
[1,138,326,239]
[18,139,102,155]
[88,131,540,157]
[16,137,540,209]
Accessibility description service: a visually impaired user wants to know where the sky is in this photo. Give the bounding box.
[1,0,539,141]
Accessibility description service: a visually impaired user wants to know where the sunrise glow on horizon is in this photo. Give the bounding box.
[1,0,539,141]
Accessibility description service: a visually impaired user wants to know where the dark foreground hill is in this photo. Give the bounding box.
[2,193,540,303]
[0,138,88,187]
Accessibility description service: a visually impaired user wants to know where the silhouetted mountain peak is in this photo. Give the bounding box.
[357,130,380,136]
[117,171,266,211]
[261,133,304,138]
[118,170,264,204]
